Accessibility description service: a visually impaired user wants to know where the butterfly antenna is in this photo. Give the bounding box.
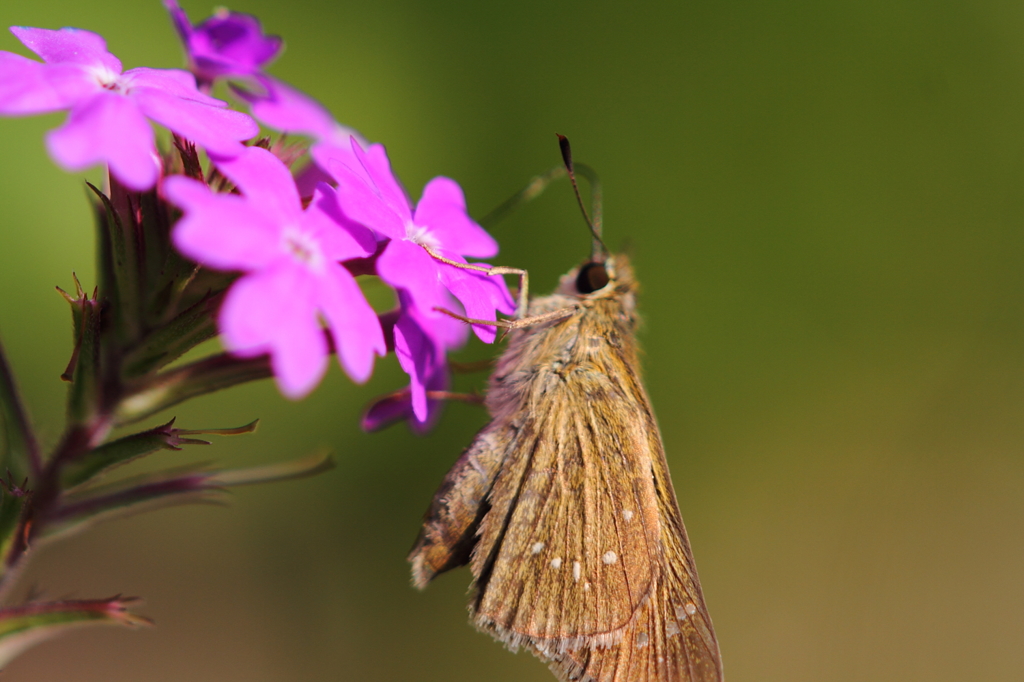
[557,134,606,260]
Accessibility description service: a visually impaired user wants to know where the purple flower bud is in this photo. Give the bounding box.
[164,0,282,85]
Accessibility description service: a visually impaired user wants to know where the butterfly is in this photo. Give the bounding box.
[408,137,724,682]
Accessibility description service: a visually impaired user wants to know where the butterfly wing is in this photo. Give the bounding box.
[469,302,723,681]
[409,420,511,589]
[471,364,661,647]
[538,419,723,682]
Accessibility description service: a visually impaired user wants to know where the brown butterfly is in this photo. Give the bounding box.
[409,137,724,682]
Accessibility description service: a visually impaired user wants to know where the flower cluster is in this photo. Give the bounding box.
[0,4,515,429]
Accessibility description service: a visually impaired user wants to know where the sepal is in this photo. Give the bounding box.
[60,418,258,489]
[0,597,150,669]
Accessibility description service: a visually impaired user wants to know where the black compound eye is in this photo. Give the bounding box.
[575,262,610,294]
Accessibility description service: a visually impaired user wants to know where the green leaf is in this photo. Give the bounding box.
[205,450,335,487]
[0,598,150,669]
[60,418,258,490]
[43,451,333,543]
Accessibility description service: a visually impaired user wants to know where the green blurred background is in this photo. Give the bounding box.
[2,1,1024,680]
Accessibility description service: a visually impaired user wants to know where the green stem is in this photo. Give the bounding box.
[0,333,40,479]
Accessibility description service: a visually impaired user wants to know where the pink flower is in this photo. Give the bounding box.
[329,138,515,343]
[164,146,386,398]
[0,26,257,190]
[164,0,282,86]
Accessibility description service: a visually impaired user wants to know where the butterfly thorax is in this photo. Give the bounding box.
[486,253,641,424]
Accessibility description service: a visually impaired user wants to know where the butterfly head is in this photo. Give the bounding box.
[557,253,636,301]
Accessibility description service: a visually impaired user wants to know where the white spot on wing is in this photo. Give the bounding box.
[675,605,688,621]
[636,632,649,648]
[666,619,680,637]
[602,551,617,564]
[551,557,562,569]
[622,510,634,521]
[573,561,582,581]
[531,542,544,555]
[685,602,698,616]
[583,582,591,591]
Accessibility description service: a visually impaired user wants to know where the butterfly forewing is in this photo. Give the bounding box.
[471,358,662,646]
[410,254,724,682]
[540,408,722,681]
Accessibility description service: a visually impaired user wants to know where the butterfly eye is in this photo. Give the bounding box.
[575,262,610,294]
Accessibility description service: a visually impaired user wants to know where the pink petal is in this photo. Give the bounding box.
[220,265,328,399]
[310,138,363,184]
[45,90,158,190]
[393,313,433,421]
[414,177,499,258]
[437,263,515,343]
[271,314,329,399]
[376,239,451,318]
[330,155,407,240]
[0,52,70,114]
[10,27,121,72]
[416,294,470,350]
[293,158,334,198]
[188,11,281,73]
[207,146,301,222]
[350,140,412,220]
[133,86,257,156]
[123,67,224,106]
[44,63,102,103]
[246,76,338,139]
[165,175,283,270]
[303,184,378,260]
[317,263,385,384]
[361,390,416,432]
[360,366,448,433]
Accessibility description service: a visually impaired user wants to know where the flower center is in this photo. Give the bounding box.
[404,221,441,250]
[281,226,325,272]
[88,65,125,93]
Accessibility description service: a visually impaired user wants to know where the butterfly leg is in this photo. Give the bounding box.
[448,359,495,374]
[424,390,484,405]
[422,245,531,318]
[433,305,578,331]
